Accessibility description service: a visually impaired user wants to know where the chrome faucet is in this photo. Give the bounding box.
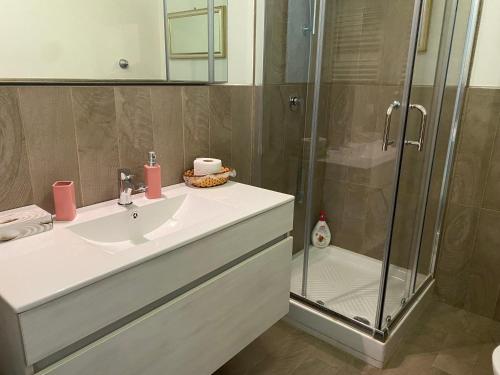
[118,168,147,206]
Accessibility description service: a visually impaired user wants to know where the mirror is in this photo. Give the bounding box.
[166,0,227,82]
[168,7,226,59]
[0,0,229,83]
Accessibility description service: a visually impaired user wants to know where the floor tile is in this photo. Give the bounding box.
[214,299,498,375]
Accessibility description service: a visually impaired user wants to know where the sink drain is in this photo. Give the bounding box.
[315,300,325,306]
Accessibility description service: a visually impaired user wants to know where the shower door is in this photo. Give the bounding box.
[259,0,463,333]
[379,0,475,328]
[294,0,469,332]
[290,0,424,331]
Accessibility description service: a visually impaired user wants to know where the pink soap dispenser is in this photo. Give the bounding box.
[144,151,162,199]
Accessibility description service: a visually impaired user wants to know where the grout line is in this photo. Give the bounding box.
[14,86,36,207]
[68,87,85,207]
[147,86,155,150]
[208,86,212,158]
[113,87,123,171]
[250,85,255,184]
[461,204,482,309]
[478,104,500,210]
[227,86,233,168]
[181,86,186,171]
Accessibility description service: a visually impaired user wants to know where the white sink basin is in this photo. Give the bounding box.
[68,194,231,254]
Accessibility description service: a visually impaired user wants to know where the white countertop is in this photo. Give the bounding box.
[0,182,294,313]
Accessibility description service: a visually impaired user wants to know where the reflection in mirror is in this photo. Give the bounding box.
[0,0,167,81]
[0,0,233,83]
[168,7,226,59]
[214,0,228,83]
[166,0,228,82]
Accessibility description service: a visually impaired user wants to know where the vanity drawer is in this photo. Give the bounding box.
[19,201,293,366]
[37,237,292,375]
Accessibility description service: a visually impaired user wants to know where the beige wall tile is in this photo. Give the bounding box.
[363,188,390,259]
[209,86,232,165]
[465,209,500,318]
[18,87,82,212]
[450,89,500,207]
[436,89,500,315]
[327,85,354,149]
[0,88,33,211]
[379,0,413,86]
[483,122,500,210]
[261,85,287,193]
[0,84,252,213]
[72,87,120,206]
[334,216,365,252]
[231,86,254,184]
[435,204,479,307]
[150,86,184,186]
[182,86,209,170]
[115,87,154,182]
[435,272,468,309]
[261,84,309,194]
[263,0,288,85]
[251,86,263,187]
[282,85,308,196]
[440,204,479,273]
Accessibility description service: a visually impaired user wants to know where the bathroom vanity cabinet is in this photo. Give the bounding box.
[0,183,294,375]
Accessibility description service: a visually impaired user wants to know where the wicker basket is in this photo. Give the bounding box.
[183,167,236,188]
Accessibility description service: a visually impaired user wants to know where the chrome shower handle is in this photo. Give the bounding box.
[382,101,401,151]
[405,104,427,151]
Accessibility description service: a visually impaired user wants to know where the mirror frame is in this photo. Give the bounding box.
[167,6,227,59]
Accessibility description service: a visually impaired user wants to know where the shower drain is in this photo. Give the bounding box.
[353,316,371,326]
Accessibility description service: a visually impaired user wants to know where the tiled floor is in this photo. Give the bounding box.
[214,298,500,375]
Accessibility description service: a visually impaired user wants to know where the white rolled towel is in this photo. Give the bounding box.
[194,158,222,176]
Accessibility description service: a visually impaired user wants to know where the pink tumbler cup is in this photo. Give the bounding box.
[52,181,77,221]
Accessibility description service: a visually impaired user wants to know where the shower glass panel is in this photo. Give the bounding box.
[381,0,454,324]
[292,0,419,329]
[416,0,474,289]
[382,0,475,325]
[259,0,472,334]
[260,0,315,295]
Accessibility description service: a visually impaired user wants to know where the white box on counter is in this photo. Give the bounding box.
[0,205,53,243]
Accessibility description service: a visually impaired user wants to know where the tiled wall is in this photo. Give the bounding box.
[0,85,254,213]
[258,0,312,253]
[316,0,414,261]
[319,84,404,260]
[436,88,500,320]
[258,0,418,257]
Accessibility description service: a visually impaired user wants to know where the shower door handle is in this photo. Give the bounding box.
[405,104,427,151]
[382,101,401,151]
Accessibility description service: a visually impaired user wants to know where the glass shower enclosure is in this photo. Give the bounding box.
[259,0,478,336]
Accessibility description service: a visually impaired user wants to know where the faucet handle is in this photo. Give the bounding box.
[135,182,147,193]
[119,168,133,181]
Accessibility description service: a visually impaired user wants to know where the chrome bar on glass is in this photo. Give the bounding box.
[375,0,424,330]
[301,0,326,297]
[382,101,401,151]
[405,104,428,151]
